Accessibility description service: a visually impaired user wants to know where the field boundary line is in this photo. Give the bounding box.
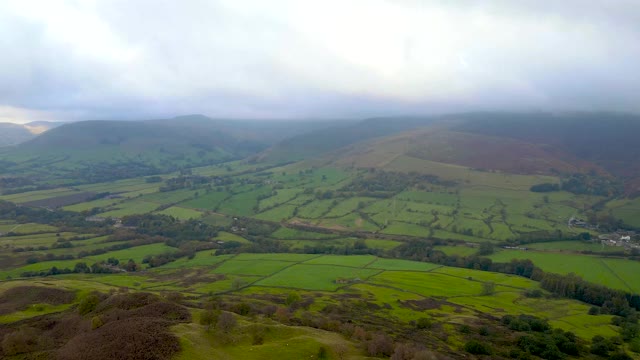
[256,255,319,284]
[429,270,529,290]
[599,259,634,293]
[365,266,442,273]
[363,257,380,269]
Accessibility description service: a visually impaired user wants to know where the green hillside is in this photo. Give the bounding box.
[0,123,34,147]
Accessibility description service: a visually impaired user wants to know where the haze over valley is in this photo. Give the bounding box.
[1,1,640,360]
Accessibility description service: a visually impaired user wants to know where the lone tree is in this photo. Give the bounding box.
[481,281,496,295]
[200,309,218,331]
[478,242,494,256]
[216,312,237,333]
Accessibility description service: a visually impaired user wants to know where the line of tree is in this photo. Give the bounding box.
[19,259,138,278]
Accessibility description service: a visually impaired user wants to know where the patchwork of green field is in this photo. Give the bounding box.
[433,245,478,256]
[270,227,339,240]
[63,198,121,212]
[295,199,335,219]
[215,231,251,244]
[0,188,81,203]
[255,264,381,291]
[0,252,623,349]
[490,250,640,293]
[140,189,198,204]
[212,259,293,276]
[156,252,233,269]
[97,200,160,217]
[526,240,623,252]
[155,206,203,220]
[607,197,640,227]
[0,223,58,234]
[0,232,65,248]
[76,178,162,194]
[180,190,230,210]
[233,253,318,262]
[370,271,485,297]
[365,258,442,271]
[3,160,616,245]
[397,190,458,206]
[257,188,301,210]
[303,254,377,267]
[217,187,272,216]
[254,204,297,221]
[432,266,536,288]
[321,213,379,232]
[84,243,177,264]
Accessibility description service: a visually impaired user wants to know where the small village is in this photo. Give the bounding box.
[568,216,639,249]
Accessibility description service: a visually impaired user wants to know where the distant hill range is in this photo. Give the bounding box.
[1,112,639,195]
[260,112,640,195]
[0,115,343,184]
[0,121,62,147]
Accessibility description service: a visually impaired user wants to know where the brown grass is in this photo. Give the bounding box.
[0,286,76,315]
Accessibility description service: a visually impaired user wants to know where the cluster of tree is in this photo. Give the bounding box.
[25,253,75,264]
[530,174,623,197]
[340,170,454,198]
[159,175,212,192]
[301,241,383,256]
[215,238,291,255]
[540,272,640,314]
[145,176,163,183]
[67,160,165,184]
[530,183,560,192]
[0,200,106,229]
[12,245,49,253]
[506,231,593,246]
[231,217,280,237]
[141,241,216,267]
[0,176,34,190]
[589,335,634,359]
[19,259,138,277]
[121,214,220,246]
[561,173,622,197]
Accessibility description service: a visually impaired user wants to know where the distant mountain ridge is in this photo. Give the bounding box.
[259,112,640,195]
[0,121,62,147]
[0,115,347,185]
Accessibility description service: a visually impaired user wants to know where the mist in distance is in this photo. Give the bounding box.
[0,0,639,123]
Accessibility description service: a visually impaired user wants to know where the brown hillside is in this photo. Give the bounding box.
[405,130,606,176]
[324,128,606,177]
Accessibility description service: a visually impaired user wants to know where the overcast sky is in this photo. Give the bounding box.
[1,0,639,123]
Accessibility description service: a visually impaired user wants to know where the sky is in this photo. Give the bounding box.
[1,0,639,123]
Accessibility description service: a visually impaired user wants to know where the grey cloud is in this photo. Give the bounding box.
[0,0,638,122]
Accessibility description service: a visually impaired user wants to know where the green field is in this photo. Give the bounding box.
[490,250,640,293]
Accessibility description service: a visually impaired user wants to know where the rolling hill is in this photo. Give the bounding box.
[0,121,62,147]
[0,123,33,147]
[0,116,344,187]
[273,112,639,196]
[257,116,434,163]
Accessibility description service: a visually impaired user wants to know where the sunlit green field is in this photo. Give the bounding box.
[0,253,619,344]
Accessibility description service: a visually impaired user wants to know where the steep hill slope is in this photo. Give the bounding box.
[0,122,62,147]
[258,116,434,163]
[0,116,340,186]
[451,112,640,180]
[319,128,604,177]
[0,123,36,147]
